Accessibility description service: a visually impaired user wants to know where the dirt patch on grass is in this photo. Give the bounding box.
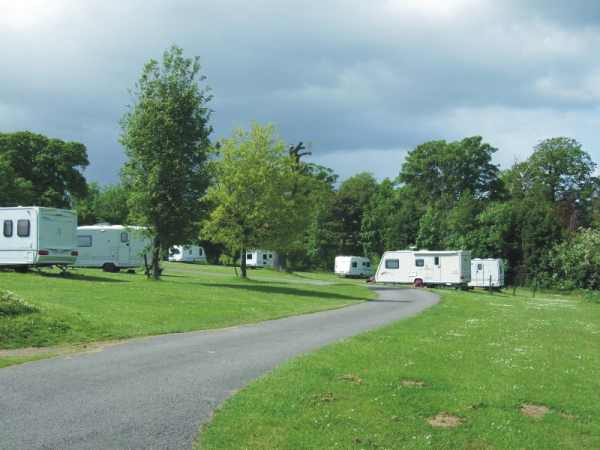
[312,392,336,403]
[520,403,550,418]
[427,412,463,428]
[401,379,426,388]
[559,412,576,421]
[339,373,363,384]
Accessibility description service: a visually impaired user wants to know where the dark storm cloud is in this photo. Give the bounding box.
[1,0,599,183]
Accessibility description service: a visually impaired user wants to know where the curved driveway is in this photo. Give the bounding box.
[0,286,438,450]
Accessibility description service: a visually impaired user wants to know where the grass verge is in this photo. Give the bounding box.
[0,263,371,367]
[198,288,600,450]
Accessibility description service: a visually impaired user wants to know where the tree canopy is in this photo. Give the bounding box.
[120,45,212,279]
[0,131,88,207]
[202,124,309,278]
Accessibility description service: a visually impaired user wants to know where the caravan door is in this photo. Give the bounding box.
[472,261,485,286]
[117,230,131,266]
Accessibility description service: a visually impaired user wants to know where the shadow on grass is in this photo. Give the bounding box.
[36,272,129,283]
[190,282,366,302]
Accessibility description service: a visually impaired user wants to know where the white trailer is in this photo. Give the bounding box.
[334,256,373,277]
[246,249,277,268]
[76,224,151,272]
[375,250,471,287]
[469,258,504,288]
[0,207,78,270]
[168,245,207,263]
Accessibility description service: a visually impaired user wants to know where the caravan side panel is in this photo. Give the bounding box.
[0,208,37,265]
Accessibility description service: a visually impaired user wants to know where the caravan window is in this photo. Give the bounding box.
[434,256,440,266]
[198,248,203,256]
[120,232,129,243]
[78,235,93,247]
[351,261,358,268]
[17,220,30,237]
[3,220,13,237]
[415,258,424,267]
[385,259,399,269]
[363,261,370,267]
[477,263,483,270]
[247,253,253,260]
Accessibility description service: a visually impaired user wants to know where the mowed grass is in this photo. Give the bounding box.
[0,263,371,362]
[198,289,600,450]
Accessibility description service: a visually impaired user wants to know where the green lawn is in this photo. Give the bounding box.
[198,288,600,450]
[0,263,371,367]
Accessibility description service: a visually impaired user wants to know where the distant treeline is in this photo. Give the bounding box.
[2,129,598,288]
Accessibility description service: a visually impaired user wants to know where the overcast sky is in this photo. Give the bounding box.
[1,0,599,184]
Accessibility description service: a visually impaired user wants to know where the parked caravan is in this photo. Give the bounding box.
[0,207,78,270]
[168,245,207,263]
[76,225,151,272]
[246,249,277,268]
[375,250,471,287]
[469,258,504,288]
[334,256,373,277]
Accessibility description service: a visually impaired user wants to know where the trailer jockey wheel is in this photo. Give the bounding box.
[413,278,424,288]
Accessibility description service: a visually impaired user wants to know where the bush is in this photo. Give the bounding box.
[0,290,39,316]
[584,291,600,304]
[546,228,600,290]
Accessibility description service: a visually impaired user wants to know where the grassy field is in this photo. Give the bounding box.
[0,263,371,367]
[198,288,600,450]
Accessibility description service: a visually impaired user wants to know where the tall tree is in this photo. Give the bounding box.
[120,45,212,279]
[331,172,379,255]
[202,124,306,278]
[0,131,88,207]
[398,136,502,203]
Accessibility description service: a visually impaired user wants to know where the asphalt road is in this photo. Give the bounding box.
[0,287,438,450]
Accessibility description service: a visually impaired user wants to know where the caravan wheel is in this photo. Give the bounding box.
[102,263,119,273]
[413,278,424,288]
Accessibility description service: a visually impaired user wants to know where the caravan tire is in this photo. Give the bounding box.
[102,263,118,273]
[413,278,424,288]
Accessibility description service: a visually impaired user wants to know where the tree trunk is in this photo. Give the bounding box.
[151,235,161,280]
[240,247,247,279]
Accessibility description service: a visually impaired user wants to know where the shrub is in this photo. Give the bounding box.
[546,228,600,290]
[0,290,39,316]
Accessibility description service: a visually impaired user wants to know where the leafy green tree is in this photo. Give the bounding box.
[444,191,481,250]
[398,136,502,203]
[415,205,446,250]
[120,45,212,279]
[528,137,596,203]
[330,172,379,255]
[0,131,88,207]
[202,124,306,278]
[360,178,396,257]
[0,155,34,206]
[546,228,600,290]
[73,183,130,225]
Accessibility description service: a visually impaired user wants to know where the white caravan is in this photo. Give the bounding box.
[76,225,151,272]
[168,245,207,263]
[469,258,505,288]
[246,249,277,268]
[375,250,471,287]
[334,256,373,277]
[0,207,78,270]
